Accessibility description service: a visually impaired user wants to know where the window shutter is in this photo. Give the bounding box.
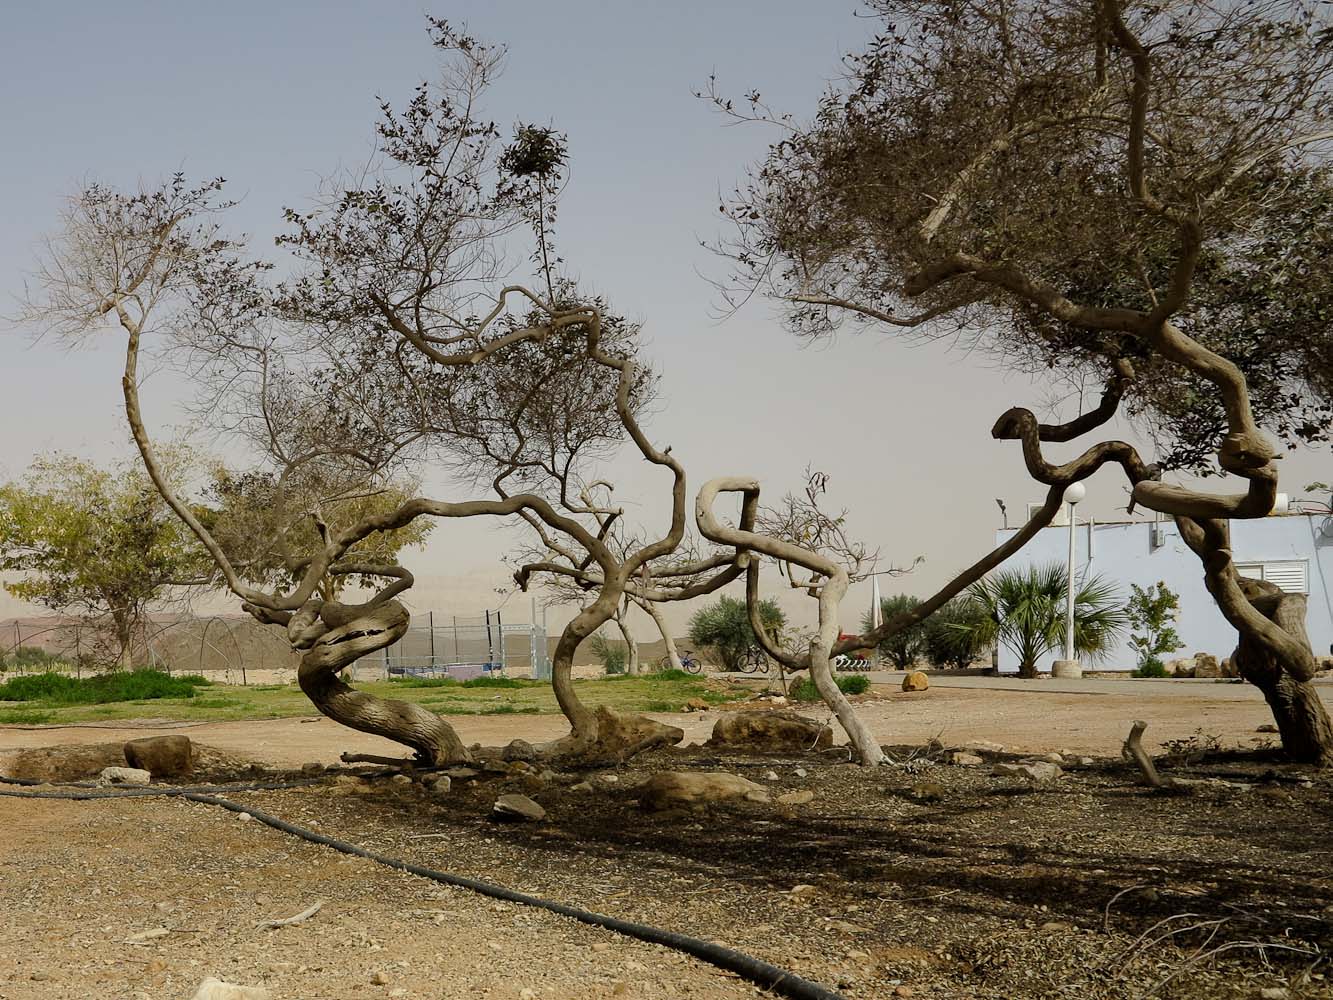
[1235,560,1308,594]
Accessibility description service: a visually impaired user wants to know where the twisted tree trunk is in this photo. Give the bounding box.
[1230,581,1333,765]
[294,600,471,765]
[638,597,682,672]
[614,608,640,674]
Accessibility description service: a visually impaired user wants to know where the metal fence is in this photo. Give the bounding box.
[378,611,549,679]
[2,607,551,684]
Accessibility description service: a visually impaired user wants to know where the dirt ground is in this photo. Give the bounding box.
[0,683,1300,769]
[1,685,1330,1000]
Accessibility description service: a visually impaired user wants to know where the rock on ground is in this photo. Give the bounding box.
[590,706,684,757]
[123,735,192,778]
[98,766,152,786]
[492,793,546,822]
[501,739,536,762]
[1192,652,1223,678]
[776,789,815,806]
[706,710,832,753]
[639,771,770,810]
[949,752,984,766]
[189,978,272,1000]
[992,761,1062,783]
[901,670,930,692]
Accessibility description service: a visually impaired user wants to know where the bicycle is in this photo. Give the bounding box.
[661,649,703,674]
[738,645,769,674]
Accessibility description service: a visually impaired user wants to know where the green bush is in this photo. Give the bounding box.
[861,595,928,668]
[1132,656,1170,678]
[922,597,989,668]
[0,646,67,672]
[687,595,785,672]
[0,669,209,705]
[790,674,870,702]
[590,633,628,674]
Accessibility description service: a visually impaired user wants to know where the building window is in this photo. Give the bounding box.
[1234,560,1309,594]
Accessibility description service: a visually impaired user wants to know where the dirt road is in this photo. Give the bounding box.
[0,681,1304,767]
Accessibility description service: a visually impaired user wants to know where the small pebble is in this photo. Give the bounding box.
[370,971,390,985]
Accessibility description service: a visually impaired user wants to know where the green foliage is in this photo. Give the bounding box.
[0,707,54,724]
[589,632,627,674]
[922,597,989,669]
[790,673,870,702]
[1132,656,1170,678]
[960,564,1128,677]
[687,595,785,672]
[0,454,213,667]
[860,594,927,668]
[1126,582,1184,673]
[207,469,432,599]
[0,669,210,705]
[0,646,65,672]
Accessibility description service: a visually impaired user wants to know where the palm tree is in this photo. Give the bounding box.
[958,563,1128,678]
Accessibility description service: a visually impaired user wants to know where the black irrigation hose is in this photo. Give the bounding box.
[0,780,846,1000]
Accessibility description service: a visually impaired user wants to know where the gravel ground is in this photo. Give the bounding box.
[1,738,1330,1000]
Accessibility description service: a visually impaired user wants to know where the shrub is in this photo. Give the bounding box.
[0,646,66,672]
[1132,656,1170,678]
[861,595,927,668]
[688,595,785,671]
[590,633,627,674]
[1127,582,1184,674]
[922,597,989,668]
[790,673,869,702]
[0,669,208,705]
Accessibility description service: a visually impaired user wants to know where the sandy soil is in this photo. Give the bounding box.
[0,683,1300,769]
[2,742,1329,1000]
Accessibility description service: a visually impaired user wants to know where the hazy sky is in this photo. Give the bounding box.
[2,2,1328,633]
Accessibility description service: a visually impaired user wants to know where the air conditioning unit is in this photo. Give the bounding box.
[1028,502,1069,527]
[1150,524,1167,549]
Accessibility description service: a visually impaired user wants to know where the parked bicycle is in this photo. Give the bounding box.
[660,649,703,674]
[738,645,769,674]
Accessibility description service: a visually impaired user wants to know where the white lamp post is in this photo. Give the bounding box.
[1053,482,1086,679]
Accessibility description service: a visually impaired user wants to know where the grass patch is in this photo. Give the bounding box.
[0,707,54,725]
[389,676,459,688]
[189,697,251,710]
[3,668,754,724]
[0,670,210,706]
[790,674,870,702]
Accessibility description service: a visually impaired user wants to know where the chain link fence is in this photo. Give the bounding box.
[1,609,550,684]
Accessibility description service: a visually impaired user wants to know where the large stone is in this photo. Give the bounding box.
[901,670,930,692]
[992,761,1062,783]
[124,735,193,778]
[189,978,272,1000]
[639,771,770,810]
[591,705,684,757]
[949,752,984,766]
[501,739,537,763]
[1166,657,1197,678]
[963,739,1005,754]
[707,710,833,753]
[98,766,152,786]
[1317,655,1333,676]
[1192,652,1222,678]
[492,793,546,822]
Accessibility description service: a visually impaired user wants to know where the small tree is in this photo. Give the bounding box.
[0,454,211,669]
[687,595,784,672]
[861,594,927,668]
[1126,581,1184,678]
[963,564,1127,678]
[922,597,988,669]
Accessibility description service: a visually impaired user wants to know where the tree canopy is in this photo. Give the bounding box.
[0,454,212,668]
